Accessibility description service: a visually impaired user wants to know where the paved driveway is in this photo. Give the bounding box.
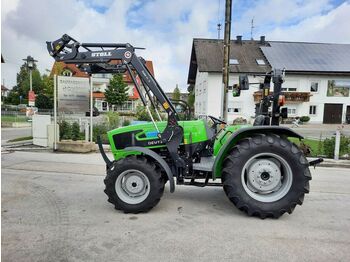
[1,151,350,262]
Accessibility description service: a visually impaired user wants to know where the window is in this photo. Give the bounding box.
[62,69,73,76]
[282,87,297,92]
[228,108,241,113]
[256,59,266,65]
[310,82,319,92]
[288,108,296,115]
[229,59,239,65]
[309,105,317,115]
[283,80,298,92]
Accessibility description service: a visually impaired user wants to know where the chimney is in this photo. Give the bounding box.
[260,35,266,45]
[236,35,242,44]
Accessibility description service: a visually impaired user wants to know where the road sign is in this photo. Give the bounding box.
[57,76,90,113]
[28,91,35,106]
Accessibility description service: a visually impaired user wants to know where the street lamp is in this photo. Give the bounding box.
[22,55,38,92]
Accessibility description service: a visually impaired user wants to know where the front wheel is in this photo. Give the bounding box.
[222,134,311,219]
[104,156,165,213]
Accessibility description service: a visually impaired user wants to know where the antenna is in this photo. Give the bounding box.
[217,23,222,39]
[250,17,255,40]
[217,0,222,39]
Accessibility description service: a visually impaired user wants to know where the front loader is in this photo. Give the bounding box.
[47,35,322,218]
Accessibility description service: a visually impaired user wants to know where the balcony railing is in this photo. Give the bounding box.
[253,91,312,103]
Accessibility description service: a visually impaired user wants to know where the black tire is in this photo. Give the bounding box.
[104,156,165,213]
[222,133,311,219]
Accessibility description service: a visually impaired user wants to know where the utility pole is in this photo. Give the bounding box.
[222,0,232,121]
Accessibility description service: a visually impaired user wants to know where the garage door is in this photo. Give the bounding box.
[323,103,343,124]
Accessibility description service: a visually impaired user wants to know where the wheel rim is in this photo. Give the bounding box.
[115,169,150,204]
[241,153,293,203]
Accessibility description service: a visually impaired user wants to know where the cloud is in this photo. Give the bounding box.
[266,2,350,43]
[1,0,350,93]
[1,0,216,91]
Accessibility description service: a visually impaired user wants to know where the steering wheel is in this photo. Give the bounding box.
[208,115,227,129]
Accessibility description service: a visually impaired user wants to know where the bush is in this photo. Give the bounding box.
[93,123,109,143]
[59,120,72,140]
[299,116,310,123]
[71,122,80,141]
[119,112,136,117]
[323,135,350,158]
[106,111,120,129]
[123,119,130,126]
[135,106,159,121]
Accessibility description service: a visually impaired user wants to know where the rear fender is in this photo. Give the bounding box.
[212,126,303,180]
[124,146,175,193]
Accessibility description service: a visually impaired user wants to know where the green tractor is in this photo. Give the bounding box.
[47,35,322,219]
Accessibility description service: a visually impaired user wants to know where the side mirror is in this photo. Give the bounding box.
[239,75,249,90]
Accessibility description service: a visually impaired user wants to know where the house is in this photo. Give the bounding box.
[165,92,189,102]
[187,36,350,124]
[92,60,155,112]
[1,85,9,98]
[50,60,155,112]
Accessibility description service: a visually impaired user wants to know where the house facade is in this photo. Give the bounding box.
[188,37,350,124]
[1,85,9,98]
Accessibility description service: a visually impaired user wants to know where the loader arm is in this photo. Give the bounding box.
[47,34,184,170]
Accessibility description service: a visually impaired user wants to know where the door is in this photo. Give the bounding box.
[323,103,343,124]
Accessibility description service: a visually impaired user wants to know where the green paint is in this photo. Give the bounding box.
[108,119,209,161]
[212,125,249,179]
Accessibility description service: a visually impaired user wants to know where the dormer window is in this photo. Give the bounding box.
[256,59,265,65]
[229,59,239,65]
[62,68,73,76]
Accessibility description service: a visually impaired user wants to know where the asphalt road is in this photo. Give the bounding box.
[282,124,350,140]
[1,127,32,144]
[1,151,350,262]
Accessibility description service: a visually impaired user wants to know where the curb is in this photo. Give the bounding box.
[2,140,33,147]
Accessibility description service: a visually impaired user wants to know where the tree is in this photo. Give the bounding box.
[35,94,53,109]
[16,62,43,98]
[42,72,54,98]
[105,73,128,108]
[173,84,181,100]
[187,90,195,109]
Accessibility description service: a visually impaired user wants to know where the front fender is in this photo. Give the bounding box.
[124,146,175,193]
[212,126,303,180]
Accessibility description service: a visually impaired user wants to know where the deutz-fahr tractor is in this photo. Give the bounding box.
[47,35,322,219]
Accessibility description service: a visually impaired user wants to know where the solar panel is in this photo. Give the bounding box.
[261,42,350,72]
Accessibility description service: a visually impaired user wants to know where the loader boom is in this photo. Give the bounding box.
[47,34,185,170]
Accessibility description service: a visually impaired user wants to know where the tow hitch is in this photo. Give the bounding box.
[308,158,324,169]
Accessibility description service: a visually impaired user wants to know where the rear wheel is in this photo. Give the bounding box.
[222,134,311,219]
[104,156,165,213]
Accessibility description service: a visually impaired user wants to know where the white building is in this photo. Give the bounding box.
[188,37,350,124]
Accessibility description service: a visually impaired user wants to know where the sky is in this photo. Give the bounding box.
[1,0,350,92]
